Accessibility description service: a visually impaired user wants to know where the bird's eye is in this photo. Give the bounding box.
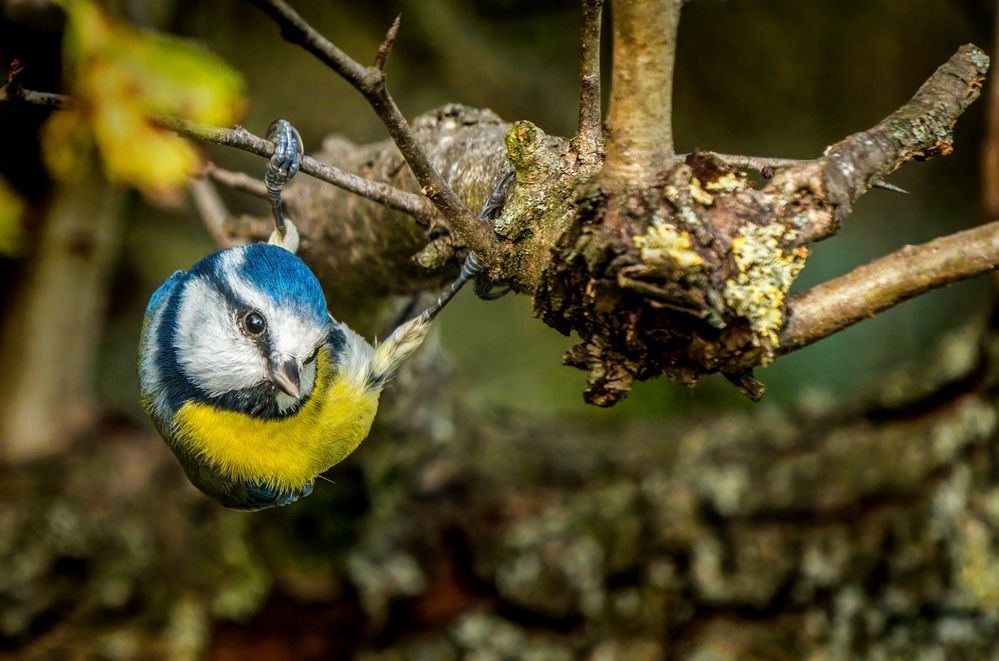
[240,310,267,337]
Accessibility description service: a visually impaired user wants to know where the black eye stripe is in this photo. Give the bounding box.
[304,345,320,364]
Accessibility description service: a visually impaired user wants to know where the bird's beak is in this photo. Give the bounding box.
[268,355,301,399]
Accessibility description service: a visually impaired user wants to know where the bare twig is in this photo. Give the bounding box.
[1,60,68,108]
[251,0,499,261]
[602,0,683,191]
[188,177,238,248]
[0,82,435,222]
[691,152,908,193]
[573,0,604,165]
[204,163,268,198]
[781,220,999,351]
[767,44,990,245]
[374,14,401,72]
[154,117,434,222]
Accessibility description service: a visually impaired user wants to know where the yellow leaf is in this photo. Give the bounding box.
[45,0,245,194]
[0,178,25,256]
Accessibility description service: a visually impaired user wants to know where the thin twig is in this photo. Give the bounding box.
[251,0,498,261]
[1,61,70,108]
[766,44,990,245]
[187,177,238,248]
[574,0,604,164]
[0,82,434,222]
[204,163,269,198]
[685,152,908,193]
[374,15,401,72]
[781,219,999,351]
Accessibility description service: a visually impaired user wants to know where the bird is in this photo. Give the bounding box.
[138,242,434,510]
[139,119,510,510]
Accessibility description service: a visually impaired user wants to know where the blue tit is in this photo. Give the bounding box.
[139,119,508,511]
[138,243,433,510]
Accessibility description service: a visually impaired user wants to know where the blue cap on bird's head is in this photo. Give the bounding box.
[190,243,330,327]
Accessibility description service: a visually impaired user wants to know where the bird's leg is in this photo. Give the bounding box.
[264,119,304,252]
[419,169,515,321]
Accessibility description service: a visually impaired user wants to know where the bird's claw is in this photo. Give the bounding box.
[245,479,314,510]
[266,119,303,185]
[264,119,304,244]
[472,169,515,300]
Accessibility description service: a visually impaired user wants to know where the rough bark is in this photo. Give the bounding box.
[216,45,991,406]
[4,305,999,659]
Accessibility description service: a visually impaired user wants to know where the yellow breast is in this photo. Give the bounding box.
[172,350,378,493]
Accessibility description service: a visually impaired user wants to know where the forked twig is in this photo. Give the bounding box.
[251,0,499,261]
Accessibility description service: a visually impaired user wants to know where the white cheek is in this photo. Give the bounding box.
[267,307,329,359]
[175,278,267,396]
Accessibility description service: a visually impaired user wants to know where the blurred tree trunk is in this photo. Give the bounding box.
[0,164,124,462]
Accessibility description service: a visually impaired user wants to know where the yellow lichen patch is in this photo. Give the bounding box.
[704,171,748,193]
[688,177,714,206]
[634,223,703,268]
[723,224,807,356]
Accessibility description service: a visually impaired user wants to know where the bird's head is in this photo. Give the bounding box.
[172,243,334,414]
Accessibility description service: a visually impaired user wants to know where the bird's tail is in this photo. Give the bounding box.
[368,314,432,388]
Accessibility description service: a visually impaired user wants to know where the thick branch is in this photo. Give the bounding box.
[767,44,990,244]
[781,220,999,351]
[602,0,682,191]
[251,0,499,261]
[573,0,604,164]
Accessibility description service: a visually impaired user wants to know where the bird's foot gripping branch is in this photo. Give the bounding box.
[520,44,992,406]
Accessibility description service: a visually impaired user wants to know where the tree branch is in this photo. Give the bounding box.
[153,116,434,222]
[690,152,908,193]
[781,220,999,351]
[0,78,436,222]
[767,44,990,245]
[187,177,238,248]
[204,163,268,198]
[251,0,500,261]
[602,0,683,191]
[573,0,604,165]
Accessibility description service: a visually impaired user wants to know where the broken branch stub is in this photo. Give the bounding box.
[530,45,989,406]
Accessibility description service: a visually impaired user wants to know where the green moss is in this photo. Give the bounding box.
[504,120,541,171]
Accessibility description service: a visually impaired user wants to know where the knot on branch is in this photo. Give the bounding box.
[536,153,811,405]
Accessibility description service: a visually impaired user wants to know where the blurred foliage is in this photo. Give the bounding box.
[0,175,23,255]
[42,0,245,199]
